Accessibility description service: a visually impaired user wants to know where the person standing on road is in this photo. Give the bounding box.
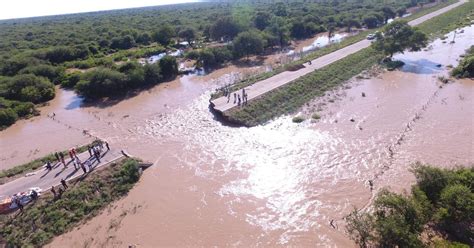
[51,186,57,198]
[106,142,110,151]
[88,145,93,157]
[59,153,66,168]
[234,93,237,104]
[46,161,52,170]
[81,162,87,174]
[54,152,60,163]
[71,147,78,159]
[68,149,74,162]
[15,198,23,212]
[94,148,101,163]
[61,179,68,189]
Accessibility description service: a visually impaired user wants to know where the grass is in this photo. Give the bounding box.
[0,158,141,247]
[226,48,383,126]
[0,140,101,183]
[417,0,474,39]
[210,0,459,100]
[225,0,473,126]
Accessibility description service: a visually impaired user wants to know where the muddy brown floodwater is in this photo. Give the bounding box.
[1,26,473,247]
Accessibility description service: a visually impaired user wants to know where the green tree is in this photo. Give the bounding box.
[0,108,18,127]
[438,184,474,223]
[210,17,240,41]
[179,27,197,47]
[291,20,307,39]
[1,74,55,103]
[75,68,126,99]
[232,30,265,60]
[345,18,361,32]
[373,20,427,59]
[346,209,374,248]
[373,190,425,247]
[271,2,287,17]
[253,11,272,31]
[266,16,290,48]
[382,6,396,24]
[159,56,178,79]
[411,164,449,204]
[153,25,176,46]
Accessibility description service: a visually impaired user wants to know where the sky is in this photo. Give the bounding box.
[0,0,200,20]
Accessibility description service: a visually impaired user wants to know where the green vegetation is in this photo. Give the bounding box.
[0,140,101,183]
[311,113,321,120]
[210,0,459,100]
[417,0,474,38]
[346,165,473,247]
[0,158,142,247]
[224,0,472,126]
[0,97,37,129]
[452,46,474,78]
[292,116,305,123]
[226,47,383,126]
[373,20,428,58]
[0,0,440,127]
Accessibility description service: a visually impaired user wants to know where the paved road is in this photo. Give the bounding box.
[211,0,467,113]
[0,148,123,200]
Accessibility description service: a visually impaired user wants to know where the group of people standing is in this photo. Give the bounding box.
[223,87,249,107]
[45,141,110,175]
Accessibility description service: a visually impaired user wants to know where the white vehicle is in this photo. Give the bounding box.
[366,33,376,40]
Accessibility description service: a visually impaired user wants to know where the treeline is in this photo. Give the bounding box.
[346,164,473,248]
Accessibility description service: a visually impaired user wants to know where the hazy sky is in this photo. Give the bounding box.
[0,0,200,20]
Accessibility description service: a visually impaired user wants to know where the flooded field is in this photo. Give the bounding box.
[1,25,473,247]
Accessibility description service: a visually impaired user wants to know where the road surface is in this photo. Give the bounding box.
[211,0,467,113]
[0,148,124,201]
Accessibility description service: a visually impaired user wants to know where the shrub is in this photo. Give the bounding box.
[452,46,474,78]
[312,113,321,120]
[0,108,18,127]
[75,68,126,99]
[159,56,178,79]
[292,116,305,123]
[0,74,55,103]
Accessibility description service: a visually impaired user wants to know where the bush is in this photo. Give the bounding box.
[19,65,65,83]
[75,68,127,99]
[0,74,55,103]
[60,72,82,88]
[159,56,178,79]
[0,108,18,127]
[311,113,321,120]
[346,165,473,248]
[292,116,305,123]
[452,46,474,78]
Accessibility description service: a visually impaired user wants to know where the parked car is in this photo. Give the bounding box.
[366,33,376,40]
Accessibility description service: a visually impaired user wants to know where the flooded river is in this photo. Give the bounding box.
[1,26,473,247]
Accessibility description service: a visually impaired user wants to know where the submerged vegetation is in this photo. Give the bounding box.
[225,0,473,126]
[346,165,473,248]
[0,0,441,128]
[0,158,142,247]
